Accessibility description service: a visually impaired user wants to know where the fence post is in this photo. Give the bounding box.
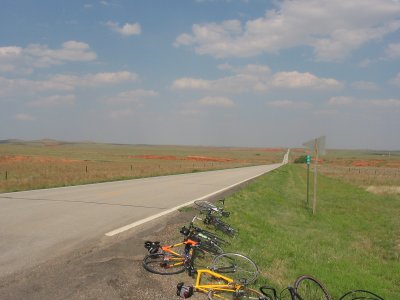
[5,171,7,180]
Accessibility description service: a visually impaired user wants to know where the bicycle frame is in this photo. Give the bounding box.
[194,268,241,298]
[144,238,199,268]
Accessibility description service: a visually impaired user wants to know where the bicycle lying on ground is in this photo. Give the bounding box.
[259,275,332,300]
[181,215,230,248]
[195,199,230,217]
[177,253,260,299]
[143,225,227,275]
[259,276,384,300]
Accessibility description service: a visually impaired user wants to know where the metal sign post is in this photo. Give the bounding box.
[306,155,311,204]
[303,136,326,214]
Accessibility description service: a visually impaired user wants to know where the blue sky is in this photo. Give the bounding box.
[1,0,399,149]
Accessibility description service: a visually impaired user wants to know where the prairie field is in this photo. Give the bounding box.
[291,148,400,192]
[0,140,286,193]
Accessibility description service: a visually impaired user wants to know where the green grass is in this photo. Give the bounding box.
[222,164,399,299]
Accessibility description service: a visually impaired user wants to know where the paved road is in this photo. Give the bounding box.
[0,163,281,277]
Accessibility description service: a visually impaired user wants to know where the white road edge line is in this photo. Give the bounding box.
[105,164,282,237]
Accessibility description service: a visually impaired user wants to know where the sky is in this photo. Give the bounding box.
[1,0,399,150]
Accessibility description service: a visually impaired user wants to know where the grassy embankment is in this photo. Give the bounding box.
[221,164,399,299]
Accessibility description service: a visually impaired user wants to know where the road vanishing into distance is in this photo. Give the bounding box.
[0,163,282,277]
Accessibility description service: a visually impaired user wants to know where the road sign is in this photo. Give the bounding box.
[303,136,326,155]
[302,136,326,215]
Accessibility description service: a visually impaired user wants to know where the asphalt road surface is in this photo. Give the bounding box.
[0,163,282,278]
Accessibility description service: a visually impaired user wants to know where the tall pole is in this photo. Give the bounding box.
[306,162,310,204]
[313,139,319,214]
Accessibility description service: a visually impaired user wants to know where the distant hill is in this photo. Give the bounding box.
[0,139,96,146]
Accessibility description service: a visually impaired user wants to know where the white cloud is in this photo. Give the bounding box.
[50,71,138,88]
[104,89,158,104]
[197,96,235,107]
[271,72,343,89]
[106,21,141,36]
[28,94,76,107]
[328,96,354,105]
[0,76,73,98]
[351,81,379,91]
[368,98,400,107]
[385,43,400,59]
[0,46,22,57]
[175,0,400,61]
[0,71,138,98]
[172,78,211,90]
[0,41,96,73]
[267,100,312,109]
[172,64,342,93]
[389,73,400,86]
[15,113,36,121]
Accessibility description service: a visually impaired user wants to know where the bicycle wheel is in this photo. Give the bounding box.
[294,275,332,300]
[207,287,265,300]
[338,290,384,300]
[142,253,186,275]
[210,253,259,285]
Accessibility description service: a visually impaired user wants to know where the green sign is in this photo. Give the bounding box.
[306,155,311,165]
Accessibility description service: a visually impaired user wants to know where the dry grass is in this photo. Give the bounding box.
[291,148,400,190]
[366,186,400,194]
[0,141,286,192]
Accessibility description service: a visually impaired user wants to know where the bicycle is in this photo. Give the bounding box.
[202,211,237,237]
[143,238,203,275]
[259,275,332,300]
[195,199,230,217]
[177,253,260,299]
[182,215,230,247]
[143,226,226,276]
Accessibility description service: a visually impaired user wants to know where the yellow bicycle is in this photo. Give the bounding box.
[177,253,262,299]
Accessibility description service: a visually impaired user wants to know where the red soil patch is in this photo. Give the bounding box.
[291,148,307,153]
[185,156,234,162]
[132,154,236,163]
[133,155,178,160]
[0,155,79,164]
[351,160,386,167]
[386,161,400,168]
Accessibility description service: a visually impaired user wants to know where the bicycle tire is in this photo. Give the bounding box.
[338,290,384,300]
[294,275,332,300]
[207,287,266,300]
[142,253,186,275]
[210,253,259,285]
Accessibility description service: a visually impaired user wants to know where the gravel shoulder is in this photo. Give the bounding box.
[0,207,213,300]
